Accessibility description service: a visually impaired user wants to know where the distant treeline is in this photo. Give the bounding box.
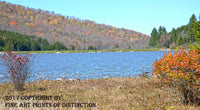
[149,14,200,48]
[0,30,66,51]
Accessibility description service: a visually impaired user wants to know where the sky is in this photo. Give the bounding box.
[3,0,200,35]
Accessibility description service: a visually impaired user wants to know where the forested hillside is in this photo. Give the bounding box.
[0,30,66,51]
[149,14,200,48]
[0,1,150,50]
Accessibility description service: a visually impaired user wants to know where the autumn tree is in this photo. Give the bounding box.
[0,1,150,50]
[160,33,170,47]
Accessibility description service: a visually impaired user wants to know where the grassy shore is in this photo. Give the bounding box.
[0,77,199,110]
[0,48,176,54]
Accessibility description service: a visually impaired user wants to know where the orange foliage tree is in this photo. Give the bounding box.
[152,49,200,105]
[11,21,17,29]
[87,30,92,35]
[11,21,17,25]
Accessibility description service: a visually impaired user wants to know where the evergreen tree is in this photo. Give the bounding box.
[41,39,49,51]
[22,39,31,51]
[189,14,197,24]
[38,38,43,44]
[187,14,197,43]
[177,34,183,46]
[157,26,167,47]
[4,41,14,51]
[0,29,67,51]
[88,46,97,50]
[191,20,200,51]
[199,15,200,22]
[158,26,163,36]
[16,39,23,51]
[88,46,94,50]
[115,43,119,48]
[183,36,187,44]
[162,26,167,34]
[0,36,4,50]
[193,20,200,43]
[149,28,159,47]
[54,41,66,50]
[71,45,75,50]
[31,41,40,51]
[170,28,177,44]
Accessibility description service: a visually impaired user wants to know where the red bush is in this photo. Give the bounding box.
[1,50,34,91]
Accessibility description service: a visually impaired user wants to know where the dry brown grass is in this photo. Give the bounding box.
[0,77,199,110]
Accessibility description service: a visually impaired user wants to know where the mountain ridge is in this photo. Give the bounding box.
[0,1,150,50]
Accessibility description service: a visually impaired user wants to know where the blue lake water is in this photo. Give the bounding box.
[0,51,173,83]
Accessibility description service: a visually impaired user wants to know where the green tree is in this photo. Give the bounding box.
[187,14,197,43]
[149,28,159,47]
[0,29,68,51]
[0,36,4,51]
[177,34,183,46]
[170,28,177,46]
[198,14,200,22]
[22,39,31,51]
[157,26,167,47]
[31,41,40,51]
[54,41,66,50]
[158,26,163,36]
[191,20,200,51]
[162,26,167,34]
[16,39,23,51]
[193,20,200,43]
[183,37,187,44]
[115,43,119,48]
[4,41,14,51]
[37,38,43,44]
[71,45,75,50]
[88,46,97,50]
[41,39,49,51]
[189,14,197,24]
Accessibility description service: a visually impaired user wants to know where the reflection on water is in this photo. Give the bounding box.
[0,51,173,83]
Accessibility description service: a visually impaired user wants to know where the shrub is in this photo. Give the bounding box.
[152,49,200,105]
[1,50,34,91]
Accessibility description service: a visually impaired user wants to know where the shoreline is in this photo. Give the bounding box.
[0,48,176,54]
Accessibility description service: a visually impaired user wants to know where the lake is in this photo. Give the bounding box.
[0,51,173,83]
